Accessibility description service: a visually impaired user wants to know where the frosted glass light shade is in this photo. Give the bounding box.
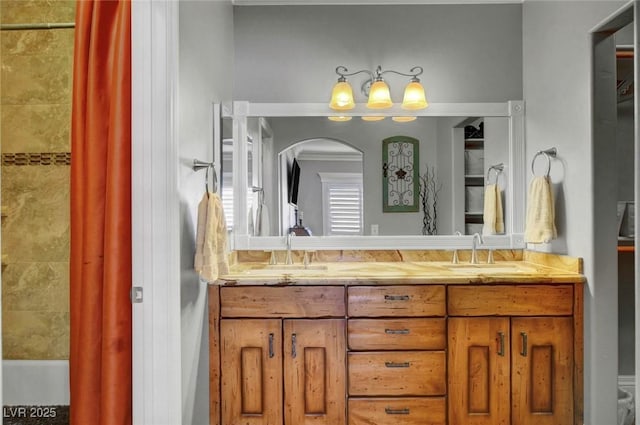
[329,81,355,111]
[328,115,352,122]
[392,116,417,123]
[367,80,393,109]
[401,80,428,110]
[361,116,385,122]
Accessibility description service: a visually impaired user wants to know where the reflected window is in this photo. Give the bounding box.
[319,172,363,235]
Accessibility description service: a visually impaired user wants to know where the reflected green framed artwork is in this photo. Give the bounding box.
[382,136,419,212]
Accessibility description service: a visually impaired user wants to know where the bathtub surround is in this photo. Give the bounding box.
[2,360,69,406]
[0,0,74,362]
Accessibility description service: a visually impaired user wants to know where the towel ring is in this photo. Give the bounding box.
[486,163,504,185]
[531,148,557,177]
[193,159,217,194]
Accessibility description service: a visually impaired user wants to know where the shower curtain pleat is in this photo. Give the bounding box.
[70,1,132,425]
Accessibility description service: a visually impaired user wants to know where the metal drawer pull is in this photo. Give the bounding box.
[385,408,410,415]
[520,332,528,357]
[385,328,410,335]
[384,295,410,301]
[291,333,297,358]
[497,331,505,357]
[385,361,410,368]
[268,333,275,358]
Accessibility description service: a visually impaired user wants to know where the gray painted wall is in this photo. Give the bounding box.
[233,4,522,103]
[297,159,364,235]
[522,1,626,423]
[179,2,234,425]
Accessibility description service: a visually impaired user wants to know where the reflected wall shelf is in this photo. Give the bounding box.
[464,123,484,234]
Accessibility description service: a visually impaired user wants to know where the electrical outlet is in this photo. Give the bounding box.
[371,224,379,236]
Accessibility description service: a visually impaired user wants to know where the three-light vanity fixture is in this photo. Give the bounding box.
[328,65,428,122]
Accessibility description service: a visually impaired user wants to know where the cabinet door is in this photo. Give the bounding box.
[284,319,346,425]
[221,319,283,425]
[511,317,573,425]
[448,317,510,425]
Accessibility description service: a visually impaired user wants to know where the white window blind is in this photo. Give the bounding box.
[221,185,234,230]
[318,172,363,236]
[219,180,256,231]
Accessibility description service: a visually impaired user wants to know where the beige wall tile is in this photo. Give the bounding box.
[2,166,70,262]
[1,0,74,362]
[1,1,76,24]
[1,104,71,153]
[3,262,69,312]
[2,311,69,359]
[1,55,72,105]
[1,28,74,56]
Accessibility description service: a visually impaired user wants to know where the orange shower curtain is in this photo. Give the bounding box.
[70,1,131,424]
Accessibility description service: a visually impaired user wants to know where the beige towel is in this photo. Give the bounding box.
[524,176,557,243]
[482,184,504,235]
[194,192,229,282]
[256,203,270,236]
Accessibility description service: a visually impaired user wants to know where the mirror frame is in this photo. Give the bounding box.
[226,100,525,250]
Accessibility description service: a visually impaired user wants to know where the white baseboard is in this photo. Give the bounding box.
[2,360,69,405]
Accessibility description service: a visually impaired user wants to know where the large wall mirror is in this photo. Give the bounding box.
[223,101,525,250]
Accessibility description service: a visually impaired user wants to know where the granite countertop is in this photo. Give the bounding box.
[215,250,584,286]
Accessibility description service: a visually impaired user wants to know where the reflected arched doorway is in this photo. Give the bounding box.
[278,138,363,236]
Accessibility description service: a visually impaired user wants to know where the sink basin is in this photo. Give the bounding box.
[243,264,328,275]
[446,264,526,274]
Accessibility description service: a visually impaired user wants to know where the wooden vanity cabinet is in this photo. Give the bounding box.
[447,285,581,425]
[217,286,346,425]
[211,279,583,425]
[347,285,447,425]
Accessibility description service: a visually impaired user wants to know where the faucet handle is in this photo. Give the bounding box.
[285,231,295,265]
[269,250,278,265]
[487,249,494,264]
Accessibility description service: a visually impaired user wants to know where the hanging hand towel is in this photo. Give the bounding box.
[194,192,229,282]
[482,184,504,235]
[258,203,270,236]
[524,176,557,243]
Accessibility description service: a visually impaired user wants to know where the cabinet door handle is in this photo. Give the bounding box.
[291,333,297,358]
[384,295,410,301]
[497,331,505,356]
[520,332,528,357]
[385,328,410,335]
[385,408,410,415]
[385,361,410,368]
[268,333,274,358]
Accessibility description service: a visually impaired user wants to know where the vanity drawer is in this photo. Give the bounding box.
[348,397,446,425]
[348,286,445,317]
[220,286,345,318]
[348,351,446,396]
[348,318,446,350]
[448,285,573,316]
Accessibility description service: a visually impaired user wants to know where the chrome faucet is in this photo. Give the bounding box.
[452,231,462,264]
[285,231,295,265]
[471,232,484,264]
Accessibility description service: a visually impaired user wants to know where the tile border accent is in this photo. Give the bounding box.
[2,152,71,166]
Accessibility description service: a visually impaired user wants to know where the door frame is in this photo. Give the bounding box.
[131,1,182,424]
[591,1,638,424]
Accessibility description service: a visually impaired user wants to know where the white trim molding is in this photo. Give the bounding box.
[228,100,526,250]
[132,1,182,424]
